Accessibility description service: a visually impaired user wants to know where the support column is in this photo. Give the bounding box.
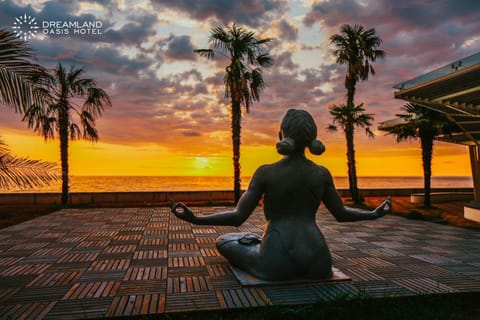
[469,145,480,201]
[465,144,480,222]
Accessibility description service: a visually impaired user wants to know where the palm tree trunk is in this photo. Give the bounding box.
[346,76,356,107]
[59,107,69,207]
[231,101,242,204]
[345,126,360,203]
[345,74,360,203]
[421,135,434,208]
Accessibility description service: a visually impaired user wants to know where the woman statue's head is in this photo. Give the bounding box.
[276,109,325,156]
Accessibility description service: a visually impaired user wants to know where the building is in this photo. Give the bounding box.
[379,52,480,222]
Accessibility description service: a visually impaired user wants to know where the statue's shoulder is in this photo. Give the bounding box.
[252,164,272,178]
[306,159,328,172]
[258,163,276,175]
[307,163,333,179]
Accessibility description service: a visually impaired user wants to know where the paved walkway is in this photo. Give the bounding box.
[0,205,479,319]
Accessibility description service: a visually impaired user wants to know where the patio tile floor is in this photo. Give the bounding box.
[0,205,479,319]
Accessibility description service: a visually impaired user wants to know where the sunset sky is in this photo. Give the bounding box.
[0,0,478,178]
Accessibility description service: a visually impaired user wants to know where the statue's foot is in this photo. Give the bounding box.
[216,232,261,249]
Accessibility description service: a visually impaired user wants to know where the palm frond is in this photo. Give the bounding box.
[194,49,215,59]
[70,122,81,140]
[80,110,98,141]
[0,139,59,189]
[256,53,273,67]
[0,29,47,112]
[83,87,111,117]
[327,124,338,132]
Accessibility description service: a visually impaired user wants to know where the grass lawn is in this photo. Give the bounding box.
[153,293,480,320]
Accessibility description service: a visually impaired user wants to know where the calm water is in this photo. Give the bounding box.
[3,176,473,193]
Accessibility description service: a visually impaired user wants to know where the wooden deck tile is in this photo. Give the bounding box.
[0,288,20,304]
[63,281,120,299]
[107,293,166,317]
[78,270,126,282]
[130,258,168,267]
[392,278,457,294]
[311,283,359,301]
[139,238,168,248]
[88,259,131,271]
[0,301,56,320]
[133,250,168,260]
[165,292,219,313]
[124,266,167,281]
[168,256,205,268]
[57,253,99,264]
[263,285,320,305]
[27,271,81,287]
[167,266,209,278]
[352,279,415,297]
[7,286,70,303]
[344,267,385,281]
[219,287,269,309]
[167,276,213,293]
[1,263,51,276]
[44,297,113,319]
[117,280,167,295]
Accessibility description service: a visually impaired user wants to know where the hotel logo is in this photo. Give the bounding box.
[12,13,39,41]
[12,13,103,41]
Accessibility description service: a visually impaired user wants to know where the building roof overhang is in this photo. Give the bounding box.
[386,52,480,146]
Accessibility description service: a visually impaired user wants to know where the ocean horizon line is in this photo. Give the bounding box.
[68,174,473,178]
[2,175,473,193]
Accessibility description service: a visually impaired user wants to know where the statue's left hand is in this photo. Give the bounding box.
[373,197,392,218]
[170,202,196,223]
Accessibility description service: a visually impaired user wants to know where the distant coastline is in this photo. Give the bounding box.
[1,175,473,193]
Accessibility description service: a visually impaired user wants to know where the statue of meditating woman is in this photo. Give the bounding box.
[171,109,391,281]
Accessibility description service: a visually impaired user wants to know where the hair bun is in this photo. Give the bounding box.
[276,137,295,155]
[308,139,325,155]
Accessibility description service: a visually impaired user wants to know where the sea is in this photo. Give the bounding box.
[2,176,473,193]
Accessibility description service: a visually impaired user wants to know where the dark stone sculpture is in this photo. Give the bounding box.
[171,109,391,281]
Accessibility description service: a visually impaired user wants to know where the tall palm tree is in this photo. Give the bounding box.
[195,24,273,203]
[329,103,375,203]
[24,63,111,207]
[330,24,385,108]
[0,28,58,189]
[383,103,453,208]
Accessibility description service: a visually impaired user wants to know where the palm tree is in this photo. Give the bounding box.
[0,28,58,189]
[24,63,111,207]
[330,24,385,108]
[195,24,273,203]
[329,103,375,203]
[383,103,453,208]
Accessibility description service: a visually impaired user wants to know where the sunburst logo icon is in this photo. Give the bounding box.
[12,13,39,41]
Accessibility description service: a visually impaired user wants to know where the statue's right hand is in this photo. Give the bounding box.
[171,202,196,222]
[373,197,392,218]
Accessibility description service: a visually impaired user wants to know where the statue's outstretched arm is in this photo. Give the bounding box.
[172,187,262,226]
[322,172,391,222]
[171,167,266,226]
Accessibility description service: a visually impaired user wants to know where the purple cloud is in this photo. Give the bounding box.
[150,0,287,27]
